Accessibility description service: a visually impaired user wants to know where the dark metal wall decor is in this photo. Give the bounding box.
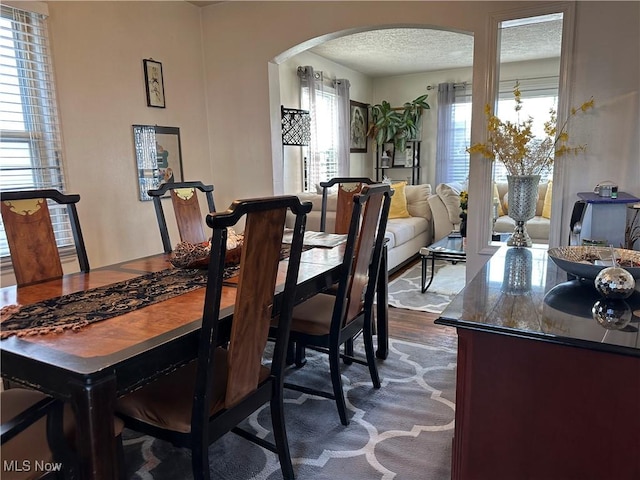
[281,107,311,146]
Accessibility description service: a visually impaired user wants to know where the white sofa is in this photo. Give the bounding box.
[428,181,551,244]
[289,184,434,272]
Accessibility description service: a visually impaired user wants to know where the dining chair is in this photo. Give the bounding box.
[317,176,377,299]
[283,183,393,425]
[319,177,376,233]
[116,195,312,480]
[1,389,59,480]
[147,181,216,253]
[1,388,125,480]
[0,189,89,287]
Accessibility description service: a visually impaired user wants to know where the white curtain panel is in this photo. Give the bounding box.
[334,78,351,177]
[435,82,456,185]
[298,66,321,191]
[298,66,350,190]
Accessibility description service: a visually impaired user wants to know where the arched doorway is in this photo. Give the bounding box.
[268,25,474,195]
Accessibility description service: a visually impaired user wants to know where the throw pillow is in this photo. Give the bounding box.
[436,182,464,225]
[536,182,547,216]
[542,181,553,219]
[405,184,431,219]
[493,183,505,217]
[496,183,509,216]
[389,182,411,219]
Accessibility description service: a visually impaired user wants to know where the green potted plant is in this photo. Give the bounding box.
[368,95,430,152]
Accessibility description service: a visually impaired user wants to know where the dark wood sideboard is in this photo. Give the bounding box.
[436,246,640,479]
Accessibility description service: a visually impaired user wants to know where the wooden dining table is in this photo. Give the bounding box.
[0,243,389,480]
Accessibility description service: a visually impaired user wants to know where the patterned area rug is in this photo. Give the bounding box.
[387,261,466,314]
[123,336,457,479]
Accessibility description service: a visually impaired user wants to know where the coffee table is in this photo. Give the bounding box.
[419,233,466,293]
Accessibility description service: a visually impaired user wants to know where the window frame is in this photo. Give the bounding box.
[0,4,73,263]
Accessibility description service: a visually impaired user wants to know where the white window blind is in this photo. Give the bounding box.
[450,85,473,183]
[0,4,72,258]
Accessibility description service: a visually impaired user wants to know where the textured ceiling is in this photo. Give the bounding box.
[309,19,562,77]
[311,29,474,77]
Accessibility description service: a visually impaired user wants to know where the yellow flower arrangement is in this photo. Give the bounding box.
[459,190,468,219]
[467,82,595,176]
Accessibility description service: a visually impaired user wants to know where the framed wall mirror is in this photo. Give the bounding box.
[473,2,574,258]
[491,13,563,247]
[133,125,183,201]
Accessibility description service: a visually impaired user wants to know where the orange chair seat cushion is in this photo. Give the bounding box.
[116,348,269,434]
[290,293,337,336]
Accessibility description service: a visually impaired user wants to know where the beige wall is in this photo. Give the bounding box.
[49,1,211,269]
[2,1,638,284]
[200,1,506,202]
[566,0,640,229]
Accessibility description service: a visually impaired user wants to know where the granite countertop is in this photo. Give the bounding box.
[436,245,640,357]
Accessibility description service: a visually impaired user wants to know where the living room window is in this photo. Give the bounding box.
[435,82,472,185]
[450,87,472,184]
[439,78,558,186]
[0,4,72,259]
[301,85,338,191]
[298,66,351,193]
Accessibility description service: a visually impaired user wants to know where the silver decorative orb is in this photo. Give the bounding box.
[594,266,636,299]
[592,299,632,330]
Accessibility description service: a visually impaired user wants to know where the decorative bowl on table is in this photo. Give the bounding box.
[547,246,640,281]
[170,237,243,269]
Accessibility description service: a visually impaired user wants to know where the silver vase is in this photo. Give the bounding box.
[506,174,540,247]
[501,247,533,295]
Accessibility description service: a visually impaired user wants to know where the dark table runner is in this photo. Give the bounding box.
[0,267,213,339]
[0,243,315,339]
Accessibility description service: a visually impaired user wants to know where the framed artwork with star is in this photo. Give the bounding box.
[143,59,165,108]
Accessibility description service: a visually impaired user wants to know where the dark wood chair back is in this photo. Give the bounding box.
[200,195,310,404]
[285,184,392,425]
[319,177,376,234]
[1,189,89,286]
[116,195,311,480]
[334,183,392,329]
[196,195,310,478]
[147,181,216,253]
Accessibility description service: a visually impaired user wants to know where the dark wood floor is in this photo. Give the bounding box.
[387,306,457,349]
[386,260,458,349]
